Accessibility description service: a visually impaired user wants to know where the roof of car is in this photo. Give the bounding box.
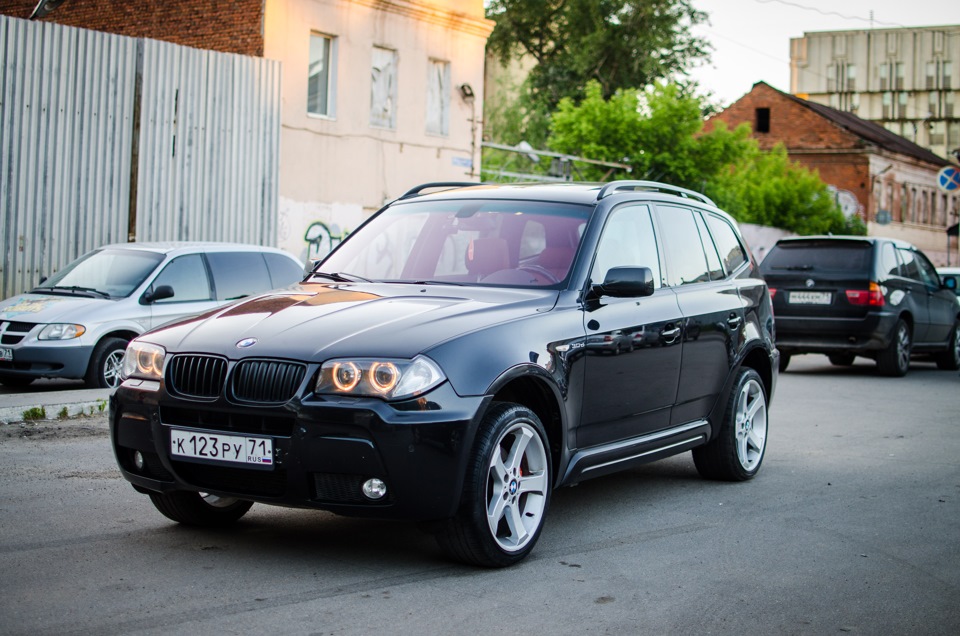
[400,181,722,210]
[99,241,294,257]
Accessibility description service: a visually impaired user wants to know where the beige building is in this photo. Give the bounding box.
[265,1,494,260]
[790,25,960,161]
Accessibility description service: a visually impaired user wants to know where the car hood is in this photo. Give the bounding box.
[140,282,560,360]
[0,293,109,324]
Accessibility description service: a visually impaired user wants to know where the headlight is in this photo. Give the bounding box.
[121,342,166,380]
[38,323,86,340]
[316,356,445,400]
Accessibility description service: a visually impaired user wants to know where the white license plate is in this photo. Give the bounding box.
[170,429,273,466]
[788,291,831,305]
[0,348,11,362]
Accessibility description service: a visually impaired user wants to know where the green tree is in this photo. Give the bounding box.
[486,0,709,120]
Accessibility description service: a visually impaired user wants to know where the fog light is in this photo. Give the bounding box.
[362,478,387,500]
[133,451,145,472]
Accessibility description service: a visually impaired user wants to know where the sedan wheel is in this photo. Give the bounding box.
[435,402,551,567]
[693,367,768,481]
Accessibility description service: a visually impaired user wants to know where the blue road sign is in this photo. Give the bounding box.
[938,166,960,192]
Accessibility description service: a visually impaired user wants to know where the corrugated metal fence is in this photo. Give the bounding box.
[0,15,281,298]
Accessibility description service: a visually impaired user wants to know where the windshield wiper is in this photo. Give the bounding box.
[311,271,371,283]
[32,285,111,299]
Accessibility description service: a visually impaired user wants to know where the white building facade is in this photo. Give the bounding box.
[264,0,494,261]
[791,25,960,161]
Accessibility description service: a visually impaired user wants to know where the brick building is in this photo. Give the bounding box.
[709,82,958,265]
[0,0,494,261]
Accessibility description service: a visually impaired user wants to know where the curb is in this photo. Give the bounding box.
[0,389,113,424]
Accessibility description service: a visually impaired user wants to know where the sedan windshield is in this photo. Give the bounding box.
[35,248,164,298]
[316,199,590,287]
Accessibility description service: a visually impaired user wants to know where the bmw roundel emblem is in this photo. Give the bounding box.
[236,337,258,349]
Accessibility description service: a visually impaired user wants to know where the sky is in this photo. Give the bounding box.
[689,0,960,106]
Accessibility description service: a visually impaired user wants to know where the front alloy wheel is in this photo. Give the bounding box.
[435,402,551,567]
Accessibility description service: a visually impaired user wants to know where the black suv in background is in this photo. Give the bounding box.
[760,236,960,376]
[111,181,777,567]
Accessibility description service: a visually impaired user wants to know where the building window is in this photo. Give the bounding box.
[879,63,889,91]
[926,62,937,89]
[845,64,856,92]
[944,61,953,89]
[850,92,860,113]
[370,46,398,129]
[897,92,907,119]
[426,59,450,136]
[755,107,770,133]
[895,62,905,90]
[948,121,960,148]
[826,65,836,92]
[930,121,946,146]
[308,33,337,117]
[946,92,955,118]
[882,92,893,119]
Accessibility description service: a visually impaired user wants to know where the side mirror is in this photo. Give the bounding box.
[594,267,655,298]
[943,276,957,291]
[142,284,175,304]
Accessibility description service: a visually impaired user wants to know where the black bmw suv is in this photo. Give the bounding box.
[111,181,778,567]
[760,236,960,375]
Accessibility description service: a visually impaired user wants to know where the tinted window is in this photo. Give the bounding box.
[705,214,748,274]
[694,212,724,280]
[207,252,273,301]
[913,250,941,287]
[879,242,900,277]
[151,254,213,303]
[897,248,923,283]
[763,242,871,273]
[264,252,304,287]
[590,204,661,288]
[657,205,710,286]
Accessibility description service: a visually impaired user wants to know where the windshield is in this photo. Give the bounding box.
[36,248,165,298]
[315,199,590,287]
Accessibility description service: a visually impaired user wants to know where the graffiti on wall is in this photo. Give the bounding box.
[304,221,350,262]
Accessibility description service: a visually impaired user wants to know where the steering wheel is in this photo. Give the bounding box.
[518,265,560,284]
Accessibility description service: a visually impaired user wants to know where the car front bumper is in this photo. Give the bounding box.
[110,381,488,520]
[0,341,93,379]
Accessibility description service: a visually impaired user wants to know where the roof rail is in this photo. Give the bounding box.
[596,180,716,207]
[398,182,481,200]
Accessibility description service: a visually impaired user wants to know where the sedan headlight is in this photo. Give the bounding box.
[38,323,86,340]
[121,342,166,380]
[316,356,445,400]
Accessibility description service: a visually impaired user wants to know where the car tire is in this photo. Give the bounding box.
[0,374,35,388]
[84,337,128,389]
[435,402,551,567]
[778,354,791,373]
[148,491,253,526]
[877,319,911,377]
[692,367,768,482]
[828,353,856,367]
[934,321,960,371]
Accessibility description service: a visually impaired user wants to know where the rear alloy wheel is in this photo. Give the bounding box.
[934,321,960,371]
[148,491,253,526]
[85,337,128,388]
[693,367,768,481]
[435,402,551,567]
[877,319,911,377]
[828,353,856,367]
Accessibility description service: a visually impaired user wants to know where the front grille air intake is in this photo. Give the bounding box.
[167,355,228,399]
[230,359,305,404]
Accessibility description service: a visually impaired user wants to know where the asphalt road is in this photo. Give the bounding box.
[0,355,958,635]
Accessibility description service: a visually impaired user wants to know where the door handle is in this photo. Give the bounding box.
[661,326,681,343]
[727,314,743,330]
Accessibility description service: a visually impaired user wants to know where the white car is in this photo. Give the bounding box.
[0,242,303,388]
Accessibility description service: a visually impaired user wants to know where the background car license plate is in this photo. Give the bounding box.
[0,348,12,362]
[170,429,273,466]
[788,291,831,304]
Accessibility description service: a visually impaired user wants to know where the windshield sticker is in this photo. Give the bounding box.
[0,295,71,319]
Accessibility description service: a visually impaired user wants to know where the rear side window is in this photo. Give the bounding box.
[879,243,900,277]
[705,214,748,274]
[264,252,304,287]
[207,252,273,301]
[656,205,710,286]
[763,242,872,273]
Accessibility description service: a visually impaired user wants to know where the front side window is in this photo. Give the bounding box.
[151,254,213,303]
[426,59,450,136]
[371,47,398,129]
[308,33,337,117]
[590,205,661,287]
